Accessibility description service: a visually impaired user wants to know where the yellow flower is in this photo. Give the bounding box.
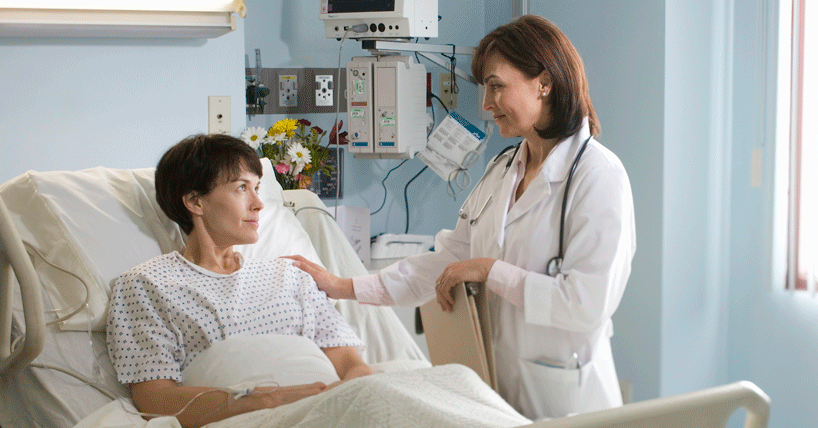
[270,118,298,138]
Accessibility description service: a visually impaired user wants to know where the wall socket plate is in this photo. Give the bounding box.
[245,67,346,114]
[439,73,457,110]
[315,75,334,107]
[279,74,298,107]
[207,95,230,134]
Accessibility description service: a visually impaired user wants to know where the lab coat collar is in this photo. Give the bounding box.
[541,118,593,184]
[505,118,592,227]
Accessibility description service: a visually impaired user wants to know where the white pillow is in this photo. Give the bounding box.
[181,334,340,389]
[0,158,321,331]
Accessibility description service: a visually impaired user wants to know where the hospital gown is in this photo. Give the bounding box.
[106,252,363,384]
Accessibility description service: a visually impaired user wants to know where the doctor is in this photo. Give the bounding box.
[289,14,635,420]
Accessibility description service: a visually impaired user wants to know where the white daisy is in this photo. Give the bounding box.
[287,141,312,167]
[265,132,287,145]
[239,126,267,149]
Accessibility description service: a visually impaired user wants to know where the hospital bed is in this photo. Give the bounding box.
[0,159,770,428]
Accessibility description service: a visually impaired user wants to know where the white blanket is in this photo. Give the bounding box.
[77,365,531,428]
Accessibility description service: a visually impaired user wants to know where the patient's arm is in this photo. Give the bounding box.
[130,379,327,428]
[323,346,373,381]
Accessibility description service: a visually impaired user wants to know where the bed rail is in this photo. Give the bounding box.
[0,195,45,379]
[527,380,770,428]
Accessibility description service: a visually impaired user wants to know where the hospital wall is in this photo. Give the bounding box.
[0,21,247,183]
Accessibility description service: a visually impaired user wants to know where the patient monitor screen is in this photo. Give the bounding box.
[327,0,395,13]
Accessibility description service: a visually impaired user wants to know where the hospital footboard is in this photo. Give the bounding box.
[525,380,770,428]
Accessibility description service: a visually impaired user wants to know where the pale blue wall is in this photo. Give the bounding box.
[728,1,818,427]
[663,0,731,398]
[528,0,666,402]
[0,20,247,183]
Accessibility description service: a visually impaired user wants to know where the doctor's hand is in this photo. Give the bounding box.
[435,258,497,312]
[282,255,355,300]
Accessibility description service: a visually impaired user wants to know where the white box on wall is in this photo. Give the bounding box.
[335,205,370,266]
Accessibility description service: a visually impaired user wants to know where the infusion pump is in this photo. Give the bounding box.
[346,56,428,159]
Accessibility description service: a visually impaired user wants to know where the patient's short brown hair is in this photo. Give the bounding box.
[155,134,262,235]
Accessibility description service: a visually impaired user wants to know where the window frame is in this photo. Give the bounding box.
[779,0,814,291]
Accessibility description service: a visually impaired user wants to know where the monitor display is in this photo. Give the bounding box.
[327,0,395,14]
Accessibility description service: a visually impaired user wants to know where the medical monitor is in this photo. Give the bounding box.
[319,0,438,39]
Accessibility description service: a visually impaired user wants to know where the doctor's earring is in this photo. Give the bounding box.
[541,90,549,98]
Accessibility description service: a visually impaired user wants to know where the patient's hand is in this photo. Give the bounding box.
[282,255,356,300]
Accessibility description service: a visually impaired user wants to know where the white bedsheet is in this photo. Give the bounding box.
[77,364,531,428]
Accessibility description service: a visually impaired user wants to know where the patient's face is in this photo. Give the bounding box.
[197,167,264,247]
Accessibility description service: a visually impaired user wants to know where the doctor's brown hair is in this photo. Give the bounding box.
[471,14,600,140]
[155,134,263,235]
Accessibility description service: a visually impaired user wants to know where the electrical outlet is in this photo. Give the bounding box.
[207,96,230,134]
[439,73,457,110]
[279,74,298,107]
[315,75,334,107]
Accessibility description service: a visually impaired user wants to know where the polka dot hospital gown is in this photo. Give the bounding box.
[106,251,363,384]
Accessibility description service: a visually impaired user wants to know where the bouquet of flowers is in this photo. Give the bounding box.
[240,118,346,190]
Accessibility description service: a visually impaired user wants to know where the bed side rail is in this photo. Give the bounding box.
[0,195,45,379]
[524,380,770,428]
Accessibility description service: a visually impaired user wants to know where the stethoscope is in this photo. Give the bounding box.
[459,135,592,277]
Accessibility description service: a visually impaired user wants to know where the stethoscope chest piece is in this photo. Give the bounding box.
[546,256,562,277]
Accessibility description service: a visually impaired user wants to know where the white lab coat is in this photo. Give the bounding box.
[378,120,636,420]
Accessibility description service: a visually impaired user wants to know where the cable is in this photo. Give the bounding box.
[428,93,450,114]
[404,166,428,233]
[441,45,458,95]
[445,122,494,199]
[29,363,117,400]
[371,159,408,216]
[293,205,336,220]
[332,27,353,217]
[12,241,92,326]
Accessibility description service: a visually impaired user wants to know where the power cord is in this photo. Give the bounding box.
[404,166,428,233]
[371,159,408,216]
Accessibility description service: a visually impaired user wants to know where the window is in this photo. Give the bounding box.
[787,0,816,290]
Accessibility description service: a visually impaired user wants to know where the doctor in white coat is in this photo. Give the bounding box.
[288,14,635,421]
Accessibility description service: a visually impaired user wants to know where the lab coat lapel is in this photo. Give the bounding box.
[491,163,516,253]
[505,132,586,227]
[505,171,551,227]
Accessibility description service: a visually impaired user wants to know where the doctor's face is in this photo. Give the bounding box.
[192,166,264,247]
[481,52,549,140]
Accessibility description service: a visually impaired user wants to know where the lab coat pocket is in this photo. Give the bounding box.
[518,357,590,419]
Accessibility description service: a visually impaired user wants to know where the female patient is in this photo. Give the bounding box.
[106,134,371,428]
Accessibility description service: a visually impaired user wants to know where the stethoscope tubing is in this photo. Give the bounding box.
[464,135,593,277]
